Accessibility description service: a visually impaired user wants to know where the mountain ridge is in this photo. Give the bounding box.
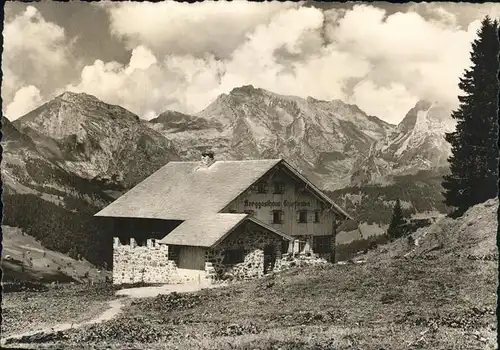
[151,85,453,190]
[11,91,181,187]
[1,87,455,267]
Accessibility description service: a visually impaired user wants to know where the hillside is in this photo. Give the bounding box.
[12,91,180,187]
[1,226,110,283]
[1,94,181,268]
[7,198,496,349]
[329,169,450,226]
[1,88,455,272]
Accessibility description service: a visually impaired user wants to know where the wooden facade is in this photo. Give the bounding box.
[221,163,337,256]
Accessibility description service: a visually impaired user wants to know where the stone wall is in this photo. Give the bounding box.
[113,237,178,285]
[206,222,284,280]
[112,229,333,285]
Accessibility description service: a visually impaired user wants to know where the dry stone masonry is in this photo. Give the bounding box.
[113,238,178,285]
[113,229,331,285]
[205,223,285,281]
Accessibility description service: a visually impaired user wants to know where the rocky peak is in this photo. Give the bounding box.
[397,99,433,134]
[229,84,260,95]
[58,91,99,103]
[14,91,140,140]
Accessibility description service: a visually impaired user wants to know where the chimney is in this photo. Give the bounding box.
[200,152,215,167]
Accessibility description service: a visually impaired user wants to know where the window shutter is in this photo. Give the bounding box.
[308,211,314,223]
[296,211,301,223]
[270,210,275,224]
[264,182,269,193]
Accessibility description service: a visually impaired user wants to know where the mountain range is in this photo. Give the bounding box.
[149,85,454,189]
[1,86,455,266]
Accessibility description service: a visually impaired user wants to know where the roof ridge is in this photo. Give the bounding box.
[213,158,283,162]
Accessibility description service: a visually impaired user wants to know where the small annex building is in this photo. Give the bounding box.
[95,154,351,285]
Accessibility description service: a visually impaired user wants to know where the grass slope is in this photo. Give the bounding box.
[2,194,113,268]
[6,199,496,349]
[1,283,118,338]
[1,226,111,283]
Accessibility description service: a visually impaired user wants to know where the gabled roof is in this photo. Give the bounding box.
[95,159,282,220]
[95,158,351,221]
[158,214,293,248]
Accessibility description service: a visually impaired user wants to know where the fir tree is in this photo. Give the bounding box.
[387,199,405,241]
[442,16,500,216]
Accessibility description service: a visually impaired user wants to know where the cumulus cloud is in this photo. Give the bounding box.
[82,3,491,123]
[329,4,485,122]
[5,2,498,124]
[408,2,500,30]
[105,1,295,59]
[5,86,42,120]
[350,82,417,124]
[64,46,223,118]
[65,6,370,119]
[2,5,72,115]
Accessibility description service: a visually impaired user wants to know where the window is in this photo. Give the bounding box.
[244,210,255,216]
[298,210,308,223]
[273,182,285,194]
[223,248,245,264]
[314,210,321,223]
[273,210,284,224]
[256,182,268,193]
[313,236,331,253]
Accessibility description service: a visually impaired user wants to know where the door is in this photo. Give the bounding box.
[263,245,276,274]
[178,246,206,271]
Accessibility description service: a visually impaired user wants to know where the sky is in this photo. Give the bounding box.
[2,1,499,124]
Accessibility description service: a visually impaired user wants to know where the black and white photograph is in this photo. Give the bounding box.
[1,1,499,349]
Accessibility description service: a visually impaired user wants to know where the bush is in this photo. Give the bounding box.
[134,292,203,312]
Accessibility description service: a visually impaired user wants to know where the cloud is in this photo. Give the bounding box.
[349,81,417,124]
[8,3,495,124]
[2,5,72,113]
[105,1,295,59]
[407,3,500,30]
[5,86,42,120]
[328,4,485,121]
[65,46,223,118]
[89,3,491,123]
[66,6,371,119]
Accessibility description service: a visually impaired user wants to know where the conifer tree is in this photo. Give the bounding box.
[442,17,500,216]
[387,199,405,241]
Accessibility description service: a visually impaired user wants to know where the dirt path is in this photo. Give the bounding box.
[1,298,128,346]
[116,279,223,298]
[1,281,225,346]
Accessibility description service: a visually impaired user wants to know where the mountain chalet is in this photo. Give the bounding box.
[95,154,352,284]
